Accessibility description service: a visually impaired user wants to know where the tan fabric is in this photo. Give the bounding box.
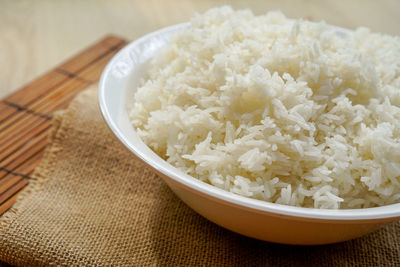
[0,85,399,267]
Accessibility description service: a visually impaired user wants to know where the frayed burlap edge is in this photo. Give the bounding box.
[0,110,69,227]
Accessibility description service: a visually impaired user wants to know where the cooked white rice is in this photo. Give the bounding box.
[130,6,400,209]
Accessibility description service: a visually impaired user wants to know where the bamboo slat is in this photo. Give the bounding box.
[0,178,29,205]
[0,194,18,216]
[4,71,69,107]
[0,35,128,215]
[0,103,18,124]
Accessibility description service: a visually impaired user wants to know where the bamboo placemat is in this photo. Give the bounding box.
[0,36,127,216]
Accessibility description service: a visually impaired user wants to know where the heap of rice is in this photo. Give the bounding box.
[130,6,400,209]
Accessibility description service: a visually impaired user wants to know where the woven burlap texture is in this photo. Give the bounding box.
[0,86,399,266]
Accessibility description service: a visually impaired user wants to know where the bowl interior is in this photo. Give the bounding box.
[99,23,400,221]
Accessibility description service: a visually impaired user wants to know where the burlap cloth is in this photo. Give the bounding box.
[0,85,399,267]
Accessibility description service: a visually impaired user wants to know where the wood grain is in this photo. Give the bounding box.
[0,35,127,216]
[1,0,400,99]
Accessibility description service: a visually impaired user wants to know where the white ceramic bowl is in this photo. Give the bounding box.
[99,23,400,245]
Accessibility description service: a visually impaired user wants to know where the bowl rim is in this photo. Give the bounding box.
[99,22,400,221]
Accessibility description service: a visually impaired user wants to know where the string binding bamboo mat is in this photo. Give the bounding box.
[0,36,127,216]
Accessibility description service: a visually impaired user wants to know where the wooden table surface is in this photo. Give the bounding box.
[1,0,400,99]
